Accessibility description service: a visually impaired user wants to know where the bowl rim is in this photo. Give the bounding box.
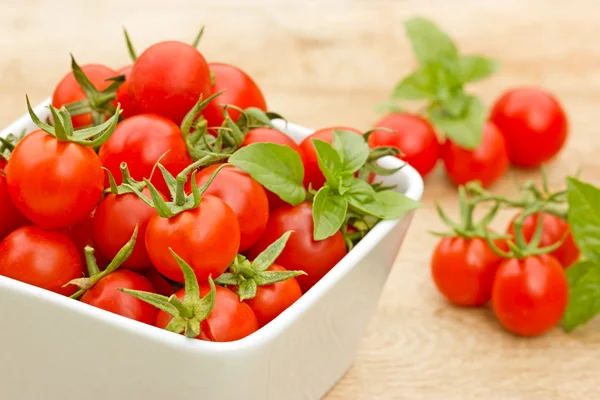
[0,99,425,353]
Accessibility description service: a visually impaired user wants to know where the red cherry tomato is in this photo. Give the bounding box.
[0,158,7,170]
[441,121,509,188]
[248,203,348,292]
[241,128,302,209]
[203,63,267,130]
[156,283,258,342]
[98,114,193,196]
[507,212,579,269]
[6,130,104,229]
[0,173,28,241]
[52,64,119,128]
[62,212,109,271]
[0,226,82,296]
[369,113,441,178]
[81,270,158,324]
[115,65,136,119]
[431,236,504,307]
[490,87,568,168]
[93,187,163,270]
[188,164,268,252]
[141,268,176,297]
[243,264,303,327]
[492,254,568,336]
[145,195,240,283]
[299,126,363,190]
[129,41,211,125]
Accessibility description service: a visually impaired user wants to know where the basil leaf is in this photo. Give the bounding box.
[459,55,500,83]
[312,139,343,187]
[346,179,384,217]
[229,143,306,206]
[375,190,422,220]
[567,260,597,287]
[563,260,600,332]
[567,177,600,260]
[429,95,486,150]
[312,186,348,241]
[332,130,369,174]
[393,69,436,100]
[404,17,458,65]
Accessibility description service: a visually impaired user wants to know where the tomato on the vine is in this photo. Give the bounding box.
[441,121,509,188]
[492,254,568,336]
[369,113,441,178]
[0,226,82,296]
[0,173,28,241]
[490,87,568,168]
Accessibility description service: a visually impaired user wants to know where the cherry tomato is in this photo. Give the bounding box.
[129,41,211,125]
[369,113,441,178]
[62,212,109,271]
[0,226,82,296]
[145,195,240,283]
[492,254,568,336]
[115,65,136,119]
[431,236,504,307]
[299,126,363,190]
[0,173,28,241]
[242,127,302,209]
[0,158,7,170]
[203,63,267,130]
[188,164,268,251]
[156,283,258,342]
[507,212,579,269]
[52,64,119,128]
[441,121,509,188]
[243,264,303,327]
[6,130,104,229]
[141,268,176,297]
[248,203,348,292]
[93,187,163,270]
[98,114,193,196]
[81,270,158,324]
[490,87,568,168]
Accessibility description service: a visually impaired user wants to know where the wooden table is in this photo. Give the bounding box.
[2,1,599,398]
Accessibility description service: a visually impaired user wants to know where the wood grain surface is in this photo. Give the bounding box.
[1,0,599,399]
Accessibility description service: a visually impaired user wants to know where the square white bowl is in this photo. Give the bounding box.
[0,100,424,400]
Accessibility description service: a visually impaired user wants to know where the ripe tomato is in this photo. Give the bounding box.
[129,41,211,124]
[141,268,176,297]
[242,127,302,209]
[115,65,136,119]
[62,212,109,271]
[431,236,504,307]
[188,164,268,251]
[441,121,509,188]
[299,126,363,190]
[243,264,303,327]
[248,203,348,292]
[203,63,267,130]
[93,187,163,270]
[0,173,28,241]
[52,64,118,128]
[492,254,568,336]
[506,212,579,269]
[369,113,441,178]
[81,270,158,324]
[0,158,7,170]
[6,130,104,229]
[0,226,82,296]
[145,195,240,283]
[490,87,568,168]
[156,283,258,342]
[98,114,193,196]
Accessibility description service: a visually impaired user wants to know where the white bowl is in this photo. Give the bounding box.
[0,100,424,400]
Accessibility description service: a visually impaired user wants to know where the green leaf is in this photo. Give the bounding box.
[331,130,369,174]
[404,17,458,65]
[567,177,600,260]
[312,139,343,187]
[346,179,384,218]
[563,260,600,332]
[459,55,499,83]
[429,95,486,150]
[229,143,306,206]
[375,190,422,220]
[392,69,436,100]
[252,231,292,272]
[312,186,348,240]
[238,279,258,301]
[567,260,597,287]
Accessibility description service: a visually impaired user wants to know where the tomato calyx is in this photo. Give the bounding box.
[215,231,306,300]
[123,26,206,62]
[27,95,121,147]
[121,249,216,338]
[67,225,139,299]
[104,162,146,195]
[0,130,24,165]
